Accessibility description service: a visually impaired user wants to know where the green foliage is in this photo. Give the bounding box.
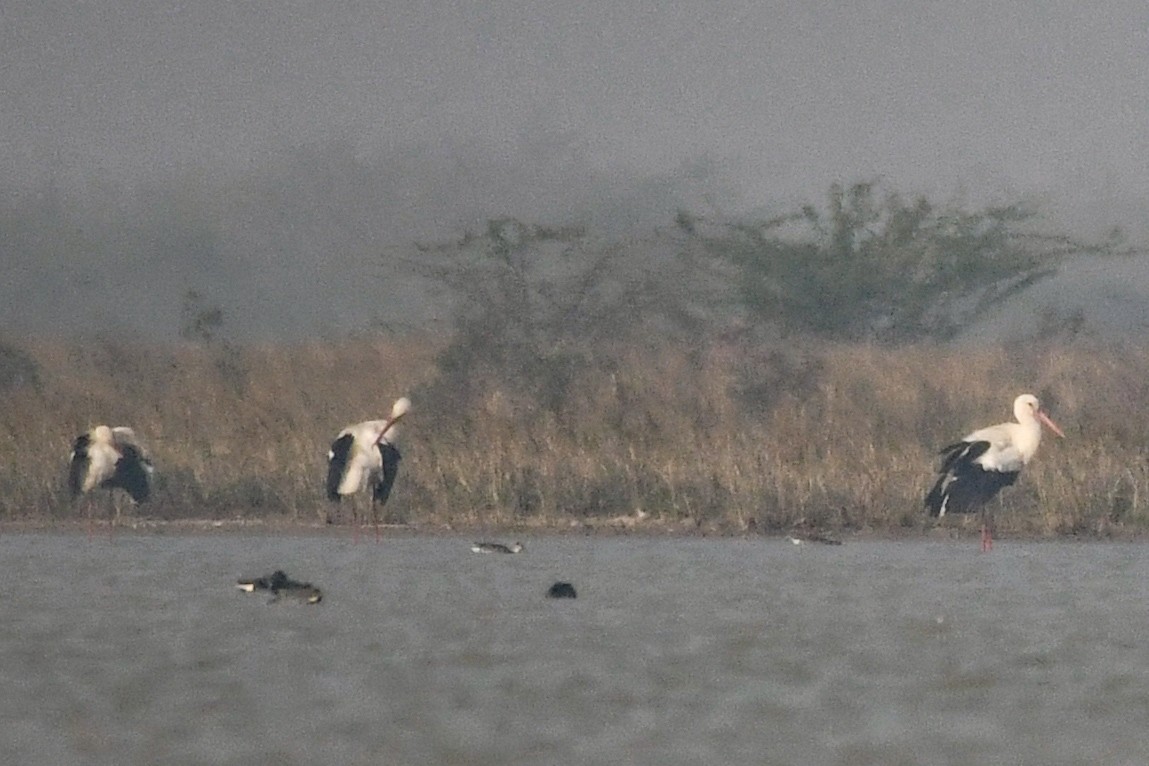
[694,182,1114,342]
[409,218,646,421]
[413,220,563,411]
[408,214,749,425]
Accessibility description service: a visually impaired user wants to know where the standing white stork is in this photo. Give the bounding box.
[925,394,1064,551]
[68,425,154,529]
[325,397,411,537]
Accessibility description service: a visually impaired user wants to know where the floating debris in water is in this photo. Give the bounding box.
[236,570,322,604]
[471,541,524,554]
[547,581,577,599]
[785,519,843,546]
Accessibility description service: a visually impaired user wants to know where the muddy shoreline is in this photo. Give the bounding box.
[2,516,1146,542]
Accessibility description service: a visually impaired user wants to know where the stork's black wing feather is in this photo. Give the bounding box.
[936,440,991,475]
[326,434,354,501]
[109,444,152,502]
[373,443,402,505]
[67,433,91,497]
[926,440,1017,517]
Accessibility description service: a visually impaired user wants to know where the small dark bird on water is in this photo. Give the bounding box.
[471,541,524,554]
[236,570,290,592]
[236,570,323,604]
[547,582,577,599]
[785,518,843,546]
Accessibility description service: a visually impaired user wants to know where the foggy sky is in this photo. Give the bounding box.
[6,2,1148,207]
[3,1,1149,338]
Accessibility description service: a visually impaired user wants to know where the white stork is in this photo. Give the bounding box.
[925,394,1064,551]
[68,425,154,527]
[325,397,411,536]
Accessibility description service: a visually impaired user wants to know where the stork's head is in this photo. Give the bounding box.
[1015,394,1065,438]
[92,425,113,443]
[377,397,412,444]
[390,397,412,420]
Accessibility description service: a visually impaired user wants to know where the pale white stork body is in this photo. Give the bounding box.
[326,397,410,536]
[68,425,154,528]
[925,394,1064,551]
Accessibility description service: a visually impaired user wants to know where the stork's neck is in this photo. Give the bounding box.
[1012,412,1043,461]
[376,422,398,444]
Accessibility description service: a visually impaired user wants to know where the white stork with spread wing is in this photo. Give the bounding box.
[326,397,410,537]
[68,425,154,528]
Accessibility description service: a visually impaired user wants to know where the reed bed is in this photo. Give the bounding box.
[1,335,1146,538]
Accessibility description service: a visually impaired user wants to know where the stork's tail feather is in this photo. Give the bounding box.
[924,476,948,517]
[324,467,343,501]
[925,465,1019,517]
[372,443,401,505]
[326,434,354,502]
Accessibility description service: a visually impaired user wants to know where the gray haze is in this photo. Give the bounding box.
[2,1,1148,339]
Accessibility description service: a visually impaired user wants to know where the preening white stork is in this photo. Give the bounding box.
[925,394,1064,551]
[68,425,154,527]
[325,397,411,536]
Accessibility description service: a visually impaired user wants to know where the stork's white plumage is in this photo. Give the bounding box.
[68,425,154,501]
[325,397,410,534]
[925,394,1064,550]
[68,425,154,528]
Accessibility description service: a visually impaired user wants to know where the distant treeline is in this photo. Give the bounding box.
[2,173,1128,343]
[1,335,1145,538]
[406,181,1129,359]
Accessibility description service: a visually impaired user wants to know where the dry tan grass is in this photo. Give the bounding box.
[1,335,1146,537]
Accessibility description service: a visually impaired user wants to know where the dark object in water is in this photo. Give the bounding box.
[236,570,323,604]
[784,531,843,546]
[785,518,843,546]
[236,570,290,592]
[271,585,323,604]
[547,581,577,599]
[471,541,524,554]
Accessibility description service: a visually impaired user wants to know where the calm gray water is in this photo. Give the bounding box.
[2,533,1148,766]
